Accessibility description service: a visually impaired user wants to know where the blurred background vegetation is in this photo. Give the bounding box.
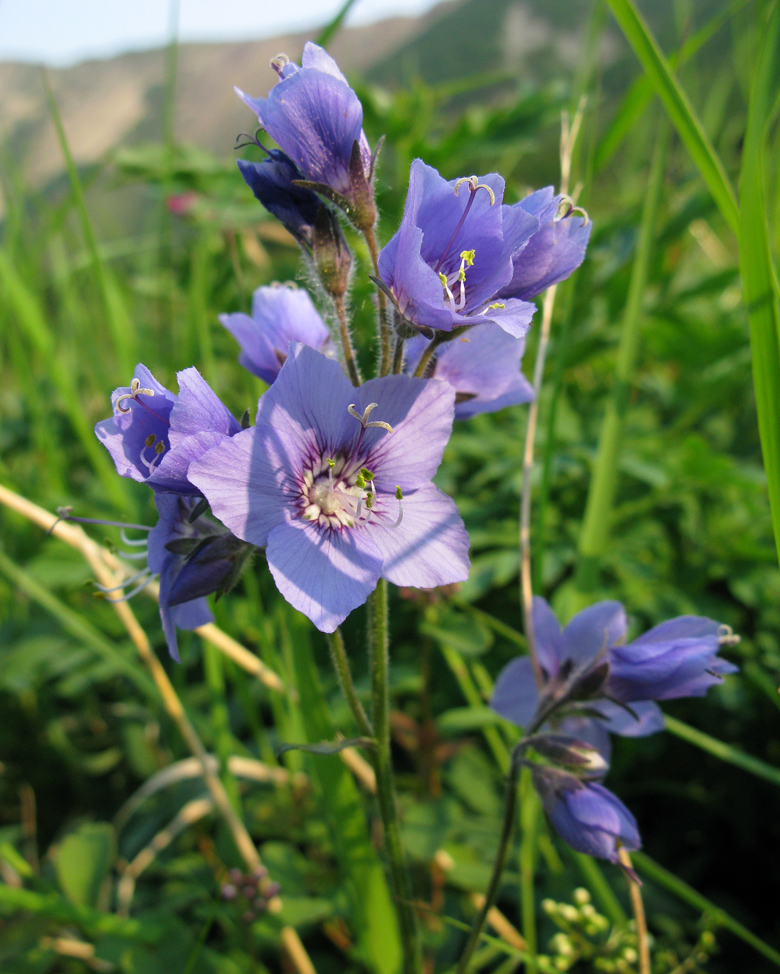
[1,0,779,971]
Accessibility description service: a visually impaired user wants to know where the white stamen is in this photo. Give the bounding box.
[94,569,152,594]
[120,529,150,546]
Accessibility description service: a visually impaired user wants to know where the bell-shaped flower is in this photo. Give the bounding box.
[378,160,539,338]
[237,150,322,249]
[492,597,737,762]
[405,323,533,419]
[498,187,592,301]
[220,285,333,386]
[147,495,253,660]
[606,616,739,702]
[189,344,470,632]
[235,42,374,225]
[95,366,241,495]
[532,767,641,864]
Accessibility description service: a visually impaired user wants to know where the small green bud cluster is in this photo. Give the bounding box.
[652,926,718,974]
[540,888,641,973]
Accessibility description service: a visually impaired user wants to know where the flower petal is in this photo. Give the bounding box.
[562,600,627,667]
[266,519,383,632]
[491,657,540,728]
[365,484,470,588]
[531,596,565,677]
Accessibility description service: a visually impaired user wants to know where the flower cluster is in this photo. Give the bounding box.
[492,598,738,864]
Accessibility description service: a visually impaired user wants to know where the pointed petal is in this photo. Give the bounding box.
[532,596,565,677]
[562,601,627,667]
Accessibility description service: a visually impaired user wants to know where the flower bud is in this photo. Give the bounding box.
[527,733,609,775]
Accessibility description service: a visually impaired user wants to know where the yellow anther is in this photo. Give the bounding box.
[327,458,335,468]
[395,486,403,500]
[488,302,505,310]
[360,468,374,481]
[438,271,448,287]
[154,441,165,455]
[365,493,374,509]
[460,250,475,266]
[144,433,156,448]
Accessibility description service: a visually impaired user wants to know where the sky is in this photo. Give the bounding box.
[0,0,444,67]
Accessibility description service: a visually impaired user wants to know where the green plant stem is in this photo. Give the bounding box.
[392,335,406,374]
[369,578,422,974]
[327,629,373,738]
[455,758,521,974]
[664,714,780,788]
[363,226,392,376]
[412,326,469,378]
[333,293,362,387]
[518,769,540,973]
[574,120,668,599]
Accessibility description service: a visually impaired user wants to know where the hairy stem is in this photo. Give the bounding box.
[333,293,362,387]
[369,578,422,974]
[455,757,521,973]
[363,225,392,377]
[327,629,373,739]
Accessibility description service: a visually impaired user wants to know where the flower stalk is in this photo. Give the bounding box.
[369,578,422,974]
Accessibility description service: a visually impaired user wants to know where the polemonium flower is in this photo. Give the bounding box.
[95,366,241,495]
[532,767,641,865]
[405,324,533,419]
[498,187,591,301]
[236,43,374,226]
[189,344,470,632]
[221,285,333,386]
[237,150,322,248]
[147,495,253,660]
[377,160,539,338]
[492,597,738,760]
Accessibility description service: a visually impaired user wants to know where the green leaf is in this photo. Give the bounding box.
[437,706,503,736]
[421,609,494,657]
[604,0,739,234]
[54,822,116,907]
[275,736,374,758]
[738,1,780,566]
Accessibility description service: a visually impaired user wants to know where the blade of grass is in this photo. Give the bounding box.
[41,68,135,374]
[284,612,402,974]
[664,714,780,788]
[604,0,739,234]
[738,0,780,565]
[632,851,780,966]
[316,0,360,48]
[574,120,669,600]
[595,0,751,172]
[0,546,156,700]
[0,248,128,508]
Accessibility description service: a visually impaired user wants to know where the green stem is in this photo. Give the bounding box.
[412,326,470,378]
[363,226,392,377]
[518,769,540,973]
[455,757,521,974]
[327,629,373,739]
[392,335,406,375]
[333,294,362,387]
[369,578,422,974]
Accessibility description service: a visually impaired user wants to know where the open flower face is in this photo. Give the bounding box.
[235,42,371,207]
[189,345,470,632]
[378,160,540,338]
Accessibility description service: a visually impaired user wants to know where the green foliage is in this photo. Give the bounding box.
[1,2,779,972]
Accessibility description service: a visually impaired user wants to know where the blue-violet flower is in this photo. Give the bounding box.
[378,159,539,338]
[221,284,333,386]
[189,344,470,632]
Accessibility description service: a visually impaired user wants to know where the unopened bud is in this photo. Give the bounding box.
[528,734,609,775]
[313,204,352,298]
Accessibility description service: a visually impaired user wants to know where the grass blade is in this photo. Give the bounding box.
[604,0,739,234]
[664,715,780,788]
[632,851,780,966]
[738,0,780,565]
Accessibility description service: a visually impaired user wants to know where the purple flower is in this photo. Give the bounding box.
[221,285,333,386]
[492,598,738,760]
[405,323,533,419]
[147,495,252,660]
[189,344,470,632]
[607,616,739,702]
[532,768,640,864]
[235,43,373,221]
[498,187,592,301]
[237,151,322,248]
[377,160,540,338]
[95,366,241,495]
